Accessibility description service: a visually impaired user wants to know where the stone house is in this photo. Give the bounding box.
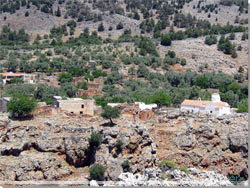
[53,96,96,116]
[180,93,231,116]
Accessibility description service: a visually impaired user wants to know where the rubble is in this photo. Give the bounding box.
[103,167,236,186]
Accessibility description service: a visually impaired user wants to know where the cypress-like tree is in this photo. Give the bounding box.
[56,6,61,17]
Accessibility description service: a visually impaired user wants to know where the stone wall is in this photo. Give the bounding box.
[58,99,95,116]
[33,105,53,116]
[77,89,102,97]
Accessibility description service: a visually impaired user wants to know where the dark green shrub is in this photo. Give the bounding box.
[121,160,130,172]
[25,11,29,17]
[116,22,124,30]
[150,91,171,107]
[161,34,171,46]
[7,94,37,119]
[205,35,217,45]
[167,50,176,58]
[58,73,73,84]
[237,99,248,113]
[89,132,103,148]
[89,164,106,181]
[116,140,124,152]
[180,58,187,66]
[238,66,244,73]
[98,22,105,32]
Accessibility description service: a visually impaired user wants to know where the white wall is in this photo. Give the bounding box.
[135,102,157,110]
[180,105,206,114]
[218,106,231,116]
[181,104,230,116]
[107,103,121,107]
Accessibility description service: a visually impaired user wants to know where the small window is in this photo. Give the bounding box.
[71,112,74,114]
[210,111,213,113]
[80,111,83,114]
[81,104,84,109]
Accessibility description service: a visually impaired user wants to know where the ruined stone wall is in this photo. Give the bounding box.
[72,77,85,86]
[77,89,102,97]
[33,106,53,116]
[88,83,101,89]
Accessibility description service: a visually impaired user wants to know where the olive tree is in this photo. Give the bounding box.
[101,106,121,125]
[7,94,37,119]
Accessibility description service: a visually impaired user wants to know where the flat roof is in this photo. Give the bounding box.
[0,73,24,77]
[181,100,229,108]
[57,98,94,102]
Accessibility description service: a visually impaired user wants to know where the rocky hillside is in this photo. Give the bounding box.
[0,110,248,185]
[0,0,248,186]
[149,109,248,180]
[0,0,248,37]
[0,114,157,182]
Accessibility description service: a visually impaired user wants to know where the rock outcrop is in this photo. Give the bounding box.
[0,110,248,185]
[154,110,248,180]
[0,115,157,182]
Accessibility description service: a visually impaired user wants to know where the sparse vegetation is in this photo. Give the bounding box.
[205,35,217,45]
[179,166,190,174]
[116,140,124,152]
[121,160,130,172]
[158,160,177,171]
[89,132,103,148]
[89,164,106,181]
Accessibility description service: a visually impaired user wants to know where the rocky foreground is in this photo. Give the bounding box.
[96,168,236,186]
[0,110,248,186]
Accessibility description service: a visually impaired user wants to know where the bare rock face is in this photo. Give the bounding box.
[0,115,157,182]
[0,114,10,129]
[228,133,248,156]
[155,112,248,180]
[0,111,247,183]
[64,136,89,167]
[106,159,123,181]
[174,133,197,151]
[194,124,215,139]
[94,124,157,180]
[0,151,73,181]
